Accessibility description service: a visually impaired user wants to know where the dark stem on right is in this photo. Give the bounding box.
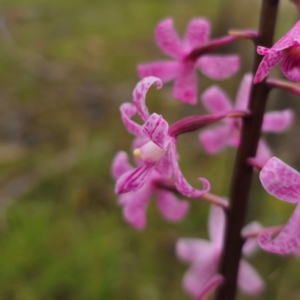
[215,1,280,300]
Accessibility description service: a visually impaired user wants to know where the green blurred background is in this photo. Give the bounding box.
[0,0,299,299]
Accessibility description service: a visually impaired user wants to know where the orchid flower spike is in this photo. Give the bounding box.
[199,73,294,165]
[259,157,300,255]
[254,20,300,83]
[115,76,210,199]
[111,152,189,229]
[137,18,240,104]
[176,205,265,298]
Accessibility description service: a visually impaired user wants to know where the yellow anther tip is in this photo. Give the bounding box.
[133,149,142,159]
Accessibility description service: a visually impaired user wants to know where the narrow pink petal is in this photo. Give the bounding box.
[257,46,273,55]
[133,77,162,122]
[199,123,233,154]
[258,203,300,254]
[201,85,233,114]
[259,157,300,203]
[119,182,153,230]
[255,139,273,167]
[262,109,294,132]
[253,52,283,83]
[154,150,173,177]
[242,221,263,257]
[111,151,133,179]
[234,73,252,110]
[154,18,184,59]
[120,103,142,136]
[238,259,265,296]
[281,54,300,82]
[115,162,155,194]
[196,275,224,300]
[172,62,198,104]
[142,113,169,149]
[197,55,240,80]
[183,18,210,50]
[137,61,179,82]
[208,205,225,248]
[170,138,210,197]
[176,238,215,263]
[157,190,189,221]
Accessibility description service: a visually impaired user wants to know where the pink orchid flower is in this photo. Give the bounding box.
[115,76,210,198]
[254,20,300,83]
[111,151,189,230]
[258,157,300,255]
[199,73,294,165]
[176,205,265,298]
[137,18,240,104]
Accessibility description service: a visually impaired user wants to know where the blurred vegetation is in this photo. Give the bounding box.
[0,0,299,299]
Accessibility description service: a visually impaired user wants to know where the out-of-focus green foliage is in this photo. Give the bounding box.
[0,0,299,299]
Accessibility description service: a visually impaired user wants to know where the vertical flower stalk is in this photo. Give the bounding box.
[215,0,280,299]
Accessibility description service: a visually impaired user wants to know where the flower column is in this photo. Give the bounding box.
[215,0,280,299]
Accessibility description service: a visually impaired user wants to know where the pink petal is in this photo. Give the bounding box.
[170,138,210,197]
[234,73,252,110]
[199,123,233,154]
[133,77,162,122]
[259,157,300,203]
[142,113,169,150]
[281,54,300,82]
[242,221,262,257]
[154,150,173,177]
[262,109,294,132]
[119,182,153,230]
[196,275,224,300]
[208,205,225,248]
[197,55,240,80]
[120,103,142,136]
[157,190,189,221]
[176,238,215,263]
[258,203,300,254]
[154,18,184,59]
[255,139,273,167]
[253,51,283,83]
[137,61,179,82]
[172,62,198,104]
[115,162,155,194]
[238,259,265,296]
[257,46,273,55]
[111,151,133,179]
[183,18,210,50]
[201,85,233,114]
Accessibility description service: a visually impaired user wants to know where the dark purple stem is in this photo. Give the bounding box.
[215,1,280,299]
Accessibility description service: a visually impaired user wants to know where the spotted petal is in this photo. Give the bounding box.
[260,157,300,203]
[133,77,162,122]
[170,138,210,197]
[197,54,240,80]
[111,151,133,179]
[281,54,300,82]
[262,109,294,132]
[120,103,142,136]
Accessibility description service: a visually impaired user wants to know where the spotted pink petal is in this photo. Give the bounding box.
[120,103,142,136]
[133,77,162,122]
[196,275,224,300]
[201,85,233,114]
[115,162,155,194]
[111,151,133,179]
[242,221,262,257]
[262,109,294,132]
[197,54,240,80]
[238,259,265,296]
[155,18,184,59]
[255,139,273,167]
[157,190,189,221]
[170,138,210,197]
[257,46,273,55]
[234,73,252,110]
[142,113,169,150]
[199,123,233,154]
[281,54,300,82]
[154,150,173,177]
[137,61,179,82]
[208,205,225,248]
[176,238,215,263]
[260,157,300,203]
[253,51,283,83]
[258,203,300,254]
[119,182,153,230]
[172,62,198,104]
[183,18,210,50]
